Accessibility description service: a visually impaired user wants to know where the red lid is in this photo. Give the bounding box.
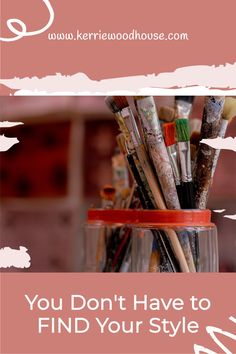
[87,209,213,227]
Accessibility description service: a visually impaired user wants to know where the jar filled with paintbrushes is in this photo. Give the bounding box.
[86,209,218,273]
[84,95,235,272]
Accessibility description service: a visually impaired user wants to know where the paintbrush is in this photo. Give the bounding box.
[119,239,132,272]
[163,122,196,272]
[106,97,157,208]
[108,98,181,271]
[126,154,155,209]
[193,96,225,209]
[176,119,195,209]
[113,96,166,210]
[159,106,176,122]
[189,119,202,167]
[112,148,130,209]
[95,226,107,272]
[210,97,236,179]
[175,119,200,271]
[106,96,190,272]
[100,185,116,209]
[175,96,194,119]
[114,96,190,272]
[190,119,202,151]
[112,148,129,193]
[149,249,161,272]
[112,227,132,272]
[96,184,116,271]
[134,96,180,210]
[163,122,182,204]
[116,132,154,209]
[112,99,181,271]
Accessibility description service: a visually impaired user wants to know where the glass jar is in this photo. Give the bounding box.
[85,209,218,273]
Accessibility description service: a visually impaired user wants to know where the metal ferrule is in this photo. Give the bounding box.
[176,101,192,119]
[178,141,192,182]
[167,145,181,185]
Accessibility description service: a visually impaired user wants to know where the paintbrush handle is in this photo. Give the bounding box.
[176,230,196,272]
[134,96,180,209]
[210,119,228,179]
[126,153,156,208]
[152,230,179,272]
[148,250,161,272]
[176,185,184,208]
[135,144,166,209]
[194,96,225,209]
[95,227,106,271]
[165,228,190,272]
[146,137,181,209]
[129,143,190,271]
[182,182,195,209]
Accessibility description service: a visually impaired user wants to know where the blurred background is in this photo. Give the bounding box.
[0,96,235,272]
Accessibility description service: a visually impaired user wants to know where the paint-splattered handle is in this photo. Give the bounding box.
[194,96,225,209]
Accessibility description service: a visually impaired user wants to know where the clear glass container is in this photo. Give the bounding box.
[85,209,218,273]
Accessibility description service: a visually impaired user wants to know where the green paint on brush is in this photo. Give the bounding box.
[175,119,190,142]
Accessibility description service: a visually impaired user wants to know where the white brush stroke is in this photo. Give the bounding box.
[0,134,19,151]
[0,247,31,268]
[194,316,236,354]
[201,137,236,152]
[1,63,236,95]
[0,0,54,42]
[213,209,226,213]
[0,121,23,128]
[0,124,29,269]
[224,214,236,220]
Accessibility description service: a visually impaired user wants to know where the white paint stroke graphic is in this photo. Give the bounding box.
[1,62,236,95]
[194,316,236,354]
[0,124,29,269]
[0,121,23,128]
[213,209,226,213]
[224,214,236,220]
[0,0,54,42]
[0,134,19,151]
[0,247,31,268]
[201,137,236,152]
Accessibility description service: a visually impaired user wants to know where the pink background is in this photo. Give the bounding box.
[1,0,236,81]
[1,2,236,353]
[1,273,236,353]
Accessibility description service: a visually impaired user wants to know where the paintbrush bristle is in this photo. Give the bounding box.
[105,96,120,113]
[113,96,129,111]
[100,185,116,201]
[159,106,175,122]
[176,119,190,142]
[163,123,176,146]
[222,97,236,122]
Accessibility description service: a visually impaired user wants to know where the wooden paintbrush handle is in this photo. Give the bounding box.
[194,96,225,209]
[177,230,196,272]
[147,137,180,209]
[135,144,166,209]
[166,228,190,272]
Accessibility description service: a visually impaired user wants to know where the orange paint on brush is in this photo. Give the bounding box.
[163,122,176,147]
